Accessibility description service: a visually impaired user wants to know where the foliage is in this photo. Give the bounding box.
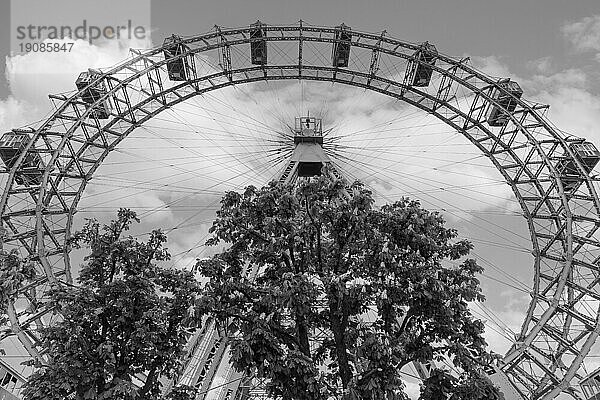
[197,176,501,400]
[164,385,197,400]
[0,244,36,355]
[21,209,202,400]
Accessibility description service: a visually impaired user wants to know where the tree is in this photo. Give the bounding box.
[197,176,501,400]
[20,209,201,400]
[0,241,36,356]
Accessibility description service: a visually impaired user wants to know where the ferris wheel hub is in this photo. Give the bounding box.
[278,116,336,183]
[293,116,323,144]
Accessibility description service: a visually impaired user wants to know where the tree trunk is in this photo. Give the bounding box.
[296,312,311,358]
[139,363,158,399]
[328,293,352,393]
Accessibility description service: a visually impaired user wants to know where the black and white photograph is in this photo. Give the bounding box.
[0,1,600,399]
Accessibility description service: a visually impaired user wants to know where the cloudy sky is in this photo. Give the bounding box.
[1,0,600,397]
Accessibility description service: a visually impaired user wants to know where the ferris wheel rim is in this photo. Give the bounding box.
[1,22,599,399]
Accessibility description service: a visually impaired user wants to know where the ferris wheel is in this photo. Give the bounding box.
[1,21,600,400]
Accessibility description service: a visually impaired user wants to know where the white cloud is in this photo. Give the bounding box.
[526,57,554,75]
[562,15,600,53]
[404,381,421,399]
[0,96,29,131]
[470,55,513,79]
[477,303,524,356]
[1,36,151,133]
[471,54,600,144]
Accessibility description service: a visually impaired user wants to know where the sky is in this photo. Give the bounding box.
[1,0,600,398]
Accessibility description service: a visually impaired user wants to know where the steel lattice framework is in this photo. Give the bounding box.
[1,22,599,400]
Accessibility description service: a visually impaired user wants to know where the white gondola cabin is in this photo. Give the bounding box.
[75,70,111,119]
[0,131,43,185]
[250,21,267,65]
[556,141,600,192]
[332,24,352,68]
[486,79,523,127]
[409,42,438,87]
[163,35,191,81]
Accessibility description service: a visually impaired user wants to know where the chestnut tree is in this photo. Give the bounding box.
[197,176,500,400]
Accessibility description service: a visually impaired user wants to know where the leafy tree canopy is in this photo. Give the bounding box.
[20,209,201,400]
[197,176,501,400]
[0,241,36,355]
